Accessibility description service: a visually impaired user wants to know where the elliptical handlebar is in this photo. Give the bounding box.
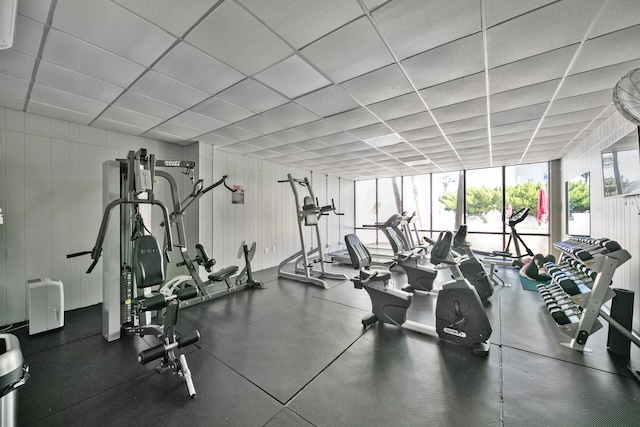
[508,207,530,227]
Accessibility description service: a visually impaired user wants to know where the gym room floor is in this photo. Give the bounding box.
[10,263,640,426]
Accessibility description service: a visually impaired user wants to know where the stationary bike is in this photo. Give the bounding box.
[345,231,492,357]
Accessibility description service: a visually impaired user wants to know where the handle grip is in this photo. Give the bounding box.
[67,250,92,258]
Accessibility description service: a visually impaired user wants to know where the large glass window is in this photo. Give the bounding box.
[465,167,503,233]
[377,177,402,223]
[354,162,550,256]
[403,174,430,231]
[432,171,462,231]
[504,163,549,235]
[355,179,377,229]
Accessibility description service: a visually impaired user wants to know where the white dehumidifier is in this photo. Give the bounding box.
[27,278,64,335]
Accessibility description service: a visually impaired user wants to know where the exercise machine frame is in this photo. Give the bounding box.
[277,174,347,289]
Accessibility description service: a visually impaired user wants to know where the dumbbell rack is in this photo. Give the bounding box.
[537,236,632,353]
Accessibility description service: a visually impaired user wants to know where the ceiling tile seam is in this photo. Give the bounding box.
[233,0,426,174]
[518,0,610,164]
[113,0,225,40]
[484,0,563,30]
[357,0,459,172]
[233,0,366,52]
[22,0,58,112]
[481,0,493,167]
[553,105,614,159]
[87,0,229,130]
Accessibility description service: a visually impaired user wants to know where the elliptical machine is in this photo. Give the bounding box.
[345,231,492,357]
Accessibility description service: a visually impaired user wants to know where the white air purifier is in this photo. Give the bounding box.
[0,0,18,50]
[27,278,64,335]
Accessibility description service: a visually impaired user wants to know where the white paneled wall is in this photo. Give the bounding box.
[0,106,355,327]
[193,144,354,274]
[561,111,640,332]
[0,108,175,325]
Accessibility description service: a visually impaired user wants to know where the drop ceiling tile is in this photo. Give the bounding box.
[340,64,413,105]
[0,50,35,80]
[491,119,538,136]
[402,33,484,90]
[42,29,145,87]
[490,80,559,113]
[399,125,442,141]
[487,0,601,68]
[218,79,288,114]
[336,140,374,152]
[548,89,612,117]
[249,148,285,159]
[484,0,555,27]
[254,55,331,98]
[154,42,244,95]
[372,0,480,60]
[557,59,640,99]
[113,0,215,37]
[489,46,576,94]
[387,112,435,132]
[261,102,319,127]
[115,90,184,120]
[30,84,107,116]
[542,107,605,128]
[53,0,176,66]
[588,0,640,38]
[295,85,360,117]
[223,141,265,154]
[238,0,363,49]
[571,24,640,75]
[198,132,236,147]
[491,103,548,127]
[130,70,210,109]
[448,128,489,143]
[318,132,358,146]
[12,15,43,57]
[440,115,487,134]
[368,93,426,122]
[293,119,341,138]
[170,110,227,133]
[349,122,392,140]
[0,73,29,99]
[291,139,331,151]
[27,100,94,125]
[100,105,163,129]
[234,115,286,135]
[270,144,306,155]
[301,16,395,83]
[92,117,147,135]
[213,125,258,142]
[18,0,52,23]
[187,1,292,75]
[266,128,309,144]
[431,97,486,124]
[243,136,284,150]
[191,97,253,123]
[147,122,203,140]
[326,108,379,131]
[37,62,123,104]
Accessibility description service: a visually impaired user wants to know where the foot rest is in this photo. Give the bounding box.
[208,266,239,282]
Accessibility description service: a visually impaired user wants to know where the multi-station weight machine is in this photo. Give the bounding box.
[278,174,348,289]
[68,148,264,397]
[536,236,639,380]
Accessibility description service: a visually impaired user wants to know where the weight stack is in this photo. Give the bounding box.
[607,288,635,358]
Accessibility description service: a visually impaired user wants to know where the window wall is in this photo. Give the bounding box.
[354,162,550,255]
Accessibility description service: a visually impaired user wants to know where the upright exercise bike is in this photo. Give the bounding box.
[345,231,492,357]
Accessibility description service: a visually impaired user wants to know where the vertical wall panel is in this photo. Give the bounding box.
[561,111,640,332]
[5,131,26,322]
[0,125,7,326]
